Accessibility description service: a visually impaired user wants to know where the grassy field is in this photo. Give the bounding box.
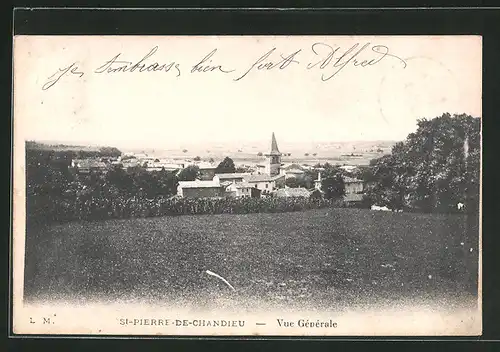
[24,208,479,311]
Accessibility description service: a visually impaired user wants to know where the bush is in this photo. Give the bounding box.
[27,193,347,225]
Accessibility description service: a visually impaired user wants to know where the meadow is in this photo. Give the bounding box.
[24,208,479,311]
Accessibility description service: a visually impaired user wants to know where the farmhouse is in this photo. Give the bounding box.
[177,180,225,199]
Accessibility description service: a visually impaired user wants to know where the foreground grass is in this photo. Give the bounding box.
[24,208,479,310]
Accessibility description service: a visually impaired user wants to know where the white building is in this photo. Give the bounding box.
[177,180,225,198]
[344,176,364,194]
[244,174,285,195]
[225,181,254,198]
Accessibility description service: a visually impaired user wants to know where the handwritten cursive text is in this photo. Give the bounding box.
[94,46,181,77]
[307,42,407,81]
[42,62,84,90]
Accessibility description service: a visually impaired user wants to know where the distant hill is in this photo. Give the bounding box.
[26,141,122,157]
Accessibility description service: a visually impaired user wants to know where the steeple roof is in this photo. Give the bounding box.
[267,132,281,156]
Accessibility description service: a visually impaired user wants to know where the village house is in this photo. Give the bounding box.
[196,162,218,180]
[176,180,225,199]
[145,160,185,172]
[120,158,140,169]
[344,176,364,194]
[339,165,358,173]
[282,164,306,179]
[71,159,109,175]
[343,176,365,205]
[224,181,260,198]
[245,174,285,195]
[254,164,267,174]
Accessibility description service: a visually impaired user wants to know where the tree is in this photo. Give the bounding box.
[285,178,300,188]
[177,165,200,181]
[193,156,201,161]
[257,152,263,157]
[304,153,309,157]
[235,166,248,173]
[154,169,178,196]
[365,113,480,213]
[105,164,134,193]
[99,147,122,158]
[215,157,236,174]
[320,165,345,199]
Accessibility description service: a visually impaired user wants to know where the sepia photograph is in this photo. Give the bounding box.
[12,35,481,336]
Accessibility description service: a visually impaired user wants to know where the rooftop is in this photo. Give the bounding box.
[285,168,305,174]
[283,163,305,171]
[215,173,251,180]
[196,163,217,170]
[245,174,284,183]
[235,182,254,189]
[178,180,222,189]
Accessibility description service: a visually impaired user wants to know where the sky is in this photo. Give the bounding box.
[14,35,482,149]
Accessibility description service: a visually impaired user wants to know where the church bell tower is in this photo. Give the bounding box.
[265,132,282,176]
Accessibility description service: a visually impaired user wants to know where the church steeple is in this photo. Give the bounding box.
[270,132,281,155]
[265,132,282,176]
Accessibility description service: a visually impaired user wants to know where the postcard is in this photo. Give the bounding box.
[12,35,482,336]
